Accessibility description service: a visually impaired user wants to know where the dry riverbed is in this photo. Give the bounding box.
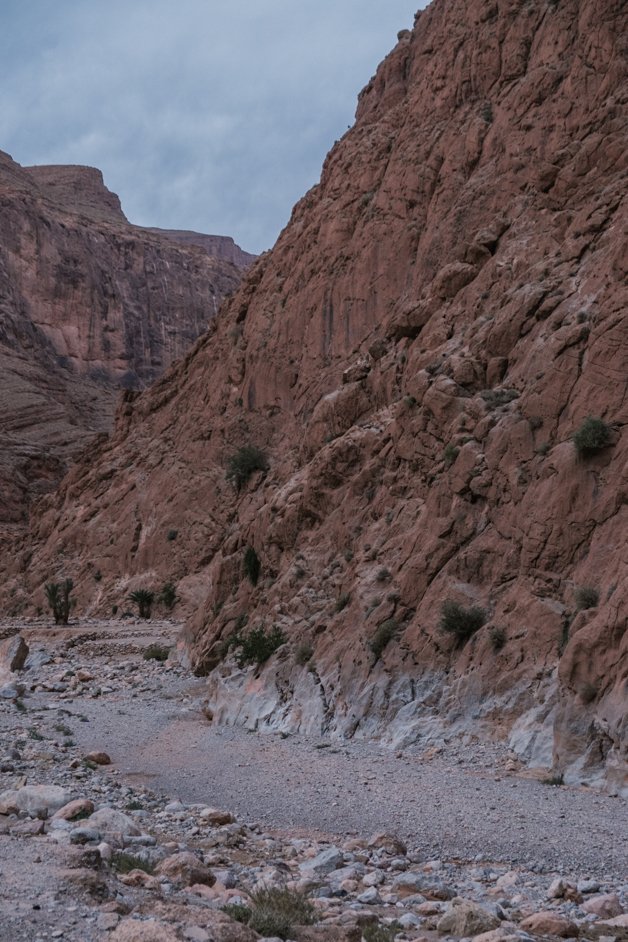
[0,618,626,942]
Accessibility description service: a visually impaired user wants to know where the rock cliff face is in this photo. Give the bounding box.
[0,151,252,526]
[9,0,627,790]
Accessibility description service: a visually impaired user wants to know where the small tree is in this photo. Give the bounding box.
[235,624,285,667]
[159,582,178,610]
[129,588,155,619]
[45,579,74,625]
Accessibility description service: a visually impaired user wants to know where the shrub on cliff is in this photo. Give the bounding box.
[226,445,269,491]
[128,588,154,619]
[243,546,261,585]
[44,578,74,625]
[440,600,486,645]
[234,624,285,667]
[572,417,612,457]
[575,585,599,610]
[369,619,399,659]
[159,581,178,609]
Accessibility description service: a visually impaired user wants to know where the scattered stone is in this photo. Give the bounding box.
[0,784,69,817]
[583,894,624,918]
[84,750,112,765]
[519,911,579,938]
[300,846,344,876]
[367,832,407,856]
[157,851,216,887]
[110,919,182,942]
[53,798,95,821]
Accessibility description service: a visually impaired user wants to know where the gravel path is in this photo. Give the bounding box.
[69,675,627,881]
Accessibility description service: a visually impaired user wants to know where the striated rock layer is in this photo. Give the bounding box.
[0,151,252,526]
[8,0,628,789]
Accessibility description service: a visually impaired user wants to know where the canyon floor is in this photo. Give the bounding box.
[0,617,626,942]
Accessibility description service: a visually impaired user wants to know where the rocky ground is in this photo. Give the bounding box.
[0,618,626,942]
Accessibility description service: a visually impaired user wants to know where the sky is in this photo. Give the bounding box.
[1,1,425,254]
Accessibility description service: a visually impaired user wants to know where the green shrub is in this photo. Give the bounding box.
[575,586,599,610]
[481,388,519,408]
[159,581,178,610]
[369,619,399,659]
[235,624,285,668]
[45,578,74,625]
[243,546,261,586]
[143,643,171,662]
[376,568,391,582]
[128,588,155,619]
[439,600,487,645]
[166,528,178,541]
[572,417,612,456]
[247,886,316,940]
[226,445,269,491]
[94,570,102,582]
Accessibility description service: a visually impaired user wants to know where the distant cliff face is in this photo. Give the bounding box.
[7,0,628,790]
[0,151,252,526]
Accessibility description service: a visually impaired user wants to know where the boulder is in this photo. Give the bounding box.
[0,635,29,672]
[437,898,501,936]
[519,911,579,938]
[0,784,69,817]
[157,851,216,887]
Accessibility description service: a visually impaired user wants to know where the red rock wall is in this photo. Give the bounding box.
[8,0,627,788]
[0,152,251,526]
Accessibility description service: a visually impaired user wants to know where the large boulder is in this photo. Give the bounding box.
[437,898,500,936]
[0,784,69,817]
[0,635,29,672]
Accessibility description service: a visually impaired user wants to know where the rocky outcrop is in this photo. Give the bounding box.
[0,151,252,527]
[6,0,627,789]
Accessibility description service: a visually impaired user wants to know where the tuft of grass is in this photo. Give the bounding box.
[542,772,564,786]
[111,851,155,875]
[572,416,612,457]
[574,586,599,611]
[369,619,399,660]
[363,923,401,942]
[247,886,316,940]
[166,529,178,541]
[15,699,27,713]
[481,388,519,408]
[143,643,171,662]
[226,445,269,491]
[54,723,72,736]
[28,728,45,741]
[443,443,460,467]
[376,568,391,583]
[440,600,487,646]
[222,903,252,925]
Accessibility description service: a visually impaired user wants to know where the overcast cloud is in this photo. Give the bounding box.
[1,1,425,253]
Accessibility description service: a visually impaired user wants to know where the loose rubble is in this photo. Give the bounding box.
[1,620,626,942]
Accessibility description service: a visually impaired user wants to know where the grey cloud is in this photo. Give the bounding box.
[1,0,425,253]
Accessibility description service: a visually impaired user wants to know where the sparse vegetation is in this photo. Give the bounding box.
[247,886,317,940]
[226,445,269,491]
[111,851,155,875]
[376,567,391,582]
[128,588,154,619]
[159,581,178,610]
[143,643,171,662]
[439,600,487,645]
[572,416,612,457]
[222,903,252,925]
[575,586,599,610]
[369,619,399,659]
[363,922,401,942]
[481,388,519,408]
[45,578,74,625]
[243,546,261,586]
[234,624,286,668]
[166,528,178,541]
[489,626,506,651]
[579,681,598,704]
[443,443,460,467]
[335,593,351,612]
[542,772,564,786]
[295,642,313,666]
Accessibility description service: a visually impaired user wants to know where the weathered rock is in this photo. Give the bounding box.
[157,851,216,887]
[300,846,344,876]
[0,784,69,817]
[84,751,112,765]
[437,898,501,936]
[583,894,623,919]
[367,833,407,856]
[53,798,96,821]
[519,911,579,938]
[0,635,28,671]
[84,807,141,838]
[110,919,182,942]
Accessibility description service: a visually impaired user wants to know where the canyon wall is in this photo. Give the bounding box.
[7,0,627,789]
[0,151,252,526]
